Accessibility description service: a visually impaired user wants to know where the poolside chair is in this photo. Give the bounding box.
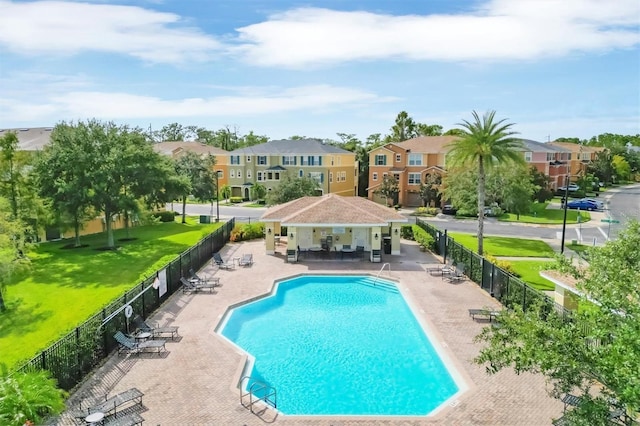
[213,252,234,270]
[114,331,166,356]
[132,315,180,340]
[180,276,217,294]
[355,245,365,259]
[446,263,466,283]
[238,253,253,267]
[189,267,221,287]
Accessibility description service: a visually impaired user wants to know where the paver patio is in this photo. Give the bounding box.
[56,239,563,425]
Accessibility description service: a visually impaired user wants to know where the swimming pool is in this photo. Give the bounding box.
[219,274,460,416]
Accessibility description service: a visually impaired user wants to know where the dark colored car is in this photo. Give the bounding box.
[566,199,599,211]
[442,204,457,215]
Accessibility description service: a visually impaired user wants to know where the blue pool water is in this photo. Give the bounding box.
[220,275,459,416]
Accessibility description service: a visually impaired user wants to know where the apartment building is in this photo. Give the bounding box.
[517,139,572,189]
[227,139,357,199]
[152,141,229,188]
[548,141,603,180]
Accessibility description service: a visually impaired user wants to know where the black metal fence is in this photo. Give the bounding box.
[16,219,235,391]
[416,218,571,318]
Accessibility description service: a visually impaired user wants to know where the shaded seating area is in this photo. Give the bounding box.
[132,315,179,341]
[212,252,234,270]
[555,393,632,425]
[114,331,166,356]
[238,253,253,266]
[180,276,216,294]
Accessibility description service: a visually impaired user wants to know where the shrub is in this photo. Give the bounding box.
[400,225,414,240]
[412,225,435,250]
[152,211,176,222]
[415,206,438,216]
[230,222,265,242]
[485,255,521,277]
[230,196,243,204]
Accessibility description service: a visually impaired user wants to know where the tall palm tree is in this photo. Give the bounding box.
[447,110,524,255]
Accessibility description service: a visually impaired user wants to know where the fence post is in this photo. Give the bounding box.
[443,230,448,263]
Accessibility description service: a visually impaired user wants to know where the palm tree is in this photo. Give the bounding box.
[447,110,524,255]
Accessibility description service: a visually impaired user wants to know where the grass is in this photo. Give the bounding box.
[498,202,591,224]
[449,232,556,257]
[0,218,221,369]
[506,260,557,291]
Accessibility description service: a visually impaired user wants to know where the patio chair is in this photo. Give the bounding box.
[238,253,253,267]
[355,245,365,259]
[189,267,221,287]
[132,315,180,340]
[287,249,297,262]
[103,412,144,426]
[213,252,234,270]
[180,276,216,293]
[114,331,166,356]
[446,263,466,283]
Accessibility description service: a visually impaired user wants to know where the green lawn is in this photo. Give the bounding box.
[506,260,557,291]
[0,218,221,369]
[449,232,555,257]
[498,202,591,224]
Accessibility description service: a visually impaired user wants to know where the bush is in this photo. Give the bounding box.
[486,255,521,277]
[400,225,414,240]
[230,222,265,242]
[152,211,176,223]
[230,197,243,204]
[412,225,435,250]
[415,206,438,216]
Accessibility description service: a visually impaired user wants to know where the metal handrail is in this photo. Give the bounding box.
[240,375,277,412]
[371,262,391,286]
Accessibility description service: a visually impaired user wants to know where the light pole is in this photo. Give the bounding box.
[560,174,570,254]
[215,170,220,222]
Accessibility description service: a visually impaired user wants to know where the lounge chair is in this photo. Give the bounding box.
[132,315,179,340]
[427,259,453,276]
[446,263,466,282]
[213,252,234,270]
[114,331,166,356]
[189,267,221,287]
[71,388,144,421]
[238,253,253,267]
[180,276,216,293]
[468,308,500,322]
[104,412,144,426]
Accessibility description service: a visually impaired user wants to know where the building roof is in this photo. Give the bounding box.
[0,127,53,151]
[550,141,602,153]
[230,139,353,155]
[153,141,227,156]
[261,194,407,226]
[391,135,461,154]
[517,139,571,153]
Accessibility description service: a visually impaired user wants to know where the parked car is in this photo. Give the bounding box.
[442,204,457,215]
[558,183,580,192]
[583,198,604,209]
[566,199,599,211]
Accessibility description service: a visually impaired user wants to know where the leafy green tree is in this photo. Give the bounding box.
[386,111,419,142]
[529,166,554,203]
[498,165,535,219]
[443,128,465,136]
[152,122,197,142]
[251,183,267,201]
[220,184,231,203]
[266,174,320,205]
[239,131,269,147]
[0,365,67,425]
[611,155,631,182]
[34,123,96,247]
[588,150,614,185]
[374,175,400,206]
[0,132,38,223]
[446,110,523,255]
[441,167,478,215]
[475,221,640,425]
[0,199,32,311]
[418,174,442,207]
[174,152,217,223]
[417,123,443,136]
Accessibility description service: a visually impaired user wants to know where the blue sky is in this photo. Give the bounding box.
[1,0,639,142]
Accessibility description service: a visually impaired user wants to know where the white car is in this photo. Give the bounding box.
[558,183,580,192]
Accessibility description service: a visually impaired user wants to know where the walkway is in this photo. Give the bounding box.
[56,240,563,425]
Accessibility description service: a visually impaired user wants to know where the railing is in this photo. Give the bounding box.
[371,262,391,286]
[240,376,277,412]
[16,219,235,391]
[415,218,572,319]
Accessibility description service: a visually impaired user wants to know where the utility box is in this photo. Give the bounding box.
[199,215,211,224]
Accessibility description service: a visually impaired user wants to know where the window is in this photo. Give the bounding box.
[546,153,555,162]
[408,153,422,166]
[309,172,323,183]
[257,171,263,181]
[524,152,532,162]
[257,156,267,165]
[230,155,240,165]
[372,172,378,181]
[274,172,281,180]
[247,170,252,179]
[329,172,333,183]
[568,153,572,160]
[282,155,296,166]
[374,154,386,166]
[267,171,273,180]
[230,169,236,178]
[246,156,251,162]
[299,169,303,177]
[302,155,322,166]
[340,171,347,182]
[408,173,421,185]
[395,153,401,163]
[236,169,242,179]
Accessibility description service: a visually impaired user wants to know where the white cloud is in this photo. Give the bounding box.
[233,0,640,67]
[0,85,393,123]
[0,0,220,63]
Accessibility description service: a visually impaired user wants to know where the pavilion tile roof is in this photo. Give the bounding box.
[261,194,407,225]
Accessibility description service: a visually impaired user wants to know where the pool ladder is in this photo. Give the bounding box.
[371,262,391,286]
[240,375,277,413]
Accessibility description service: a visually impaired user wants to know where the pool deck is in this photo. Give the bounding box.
[58,239,563,425]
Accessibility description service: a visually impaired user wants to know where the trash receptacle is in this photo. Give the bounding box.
[383,236,391,254]
[199,215,211,224]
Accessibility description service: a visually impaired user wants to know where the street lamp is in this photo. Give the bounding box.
[560,174,570,254]
[215,170,221,223]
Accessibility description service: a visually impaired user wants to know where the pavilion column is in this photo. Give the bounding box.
[391,224,401,255]
[265,222,276,254]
